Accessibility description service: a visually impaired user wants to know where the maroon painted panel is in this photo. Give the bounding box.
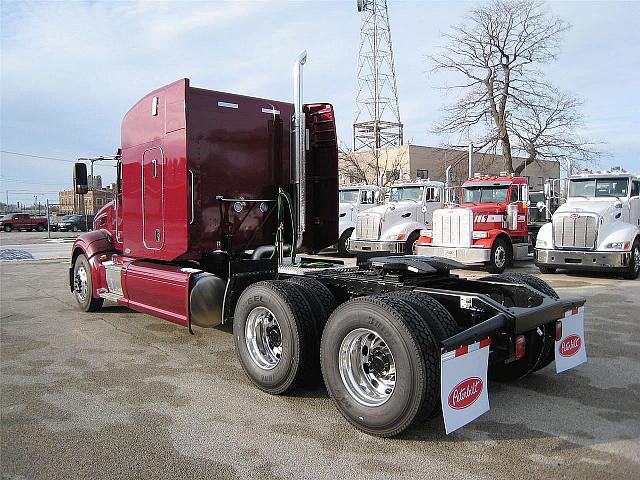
[121,79,189,261]
[185,88,295,257]
[121,260,191,326]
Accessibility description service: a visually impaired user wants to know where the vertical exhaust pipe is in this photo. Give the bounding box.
[293,51,307,237]
[468,142,473,178]
[445,164,453,204]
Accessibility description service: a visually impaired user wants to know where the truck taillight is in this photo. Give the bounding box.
[555,321,563,341]
[515,335,526,359]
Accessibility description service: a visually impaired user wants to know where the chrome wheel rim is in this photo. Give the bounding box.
[245,307,282,370]
[494,245,506,268]
[338,328,396,406]
[634,247,640,274]
[74,265,88,302]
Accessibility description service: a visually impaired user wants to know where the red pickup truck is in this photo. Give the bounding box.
[0,213,48,232]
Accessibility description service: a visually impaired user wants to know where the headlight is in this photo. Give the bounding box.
[472,231,489,239]
[605,242,630,250]
[420,229,432,237]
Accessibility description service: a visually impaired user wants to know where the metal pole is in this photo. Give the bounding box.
[468,142,473,178]
[46,199,51,239]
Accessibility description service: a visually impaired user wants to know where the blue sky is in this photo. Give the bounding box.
[1,0,638,206]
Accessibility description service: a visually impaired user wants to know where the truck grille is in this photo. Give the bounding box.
[356,213,381,240]
[432,209,472,247]
[553,214,597,249]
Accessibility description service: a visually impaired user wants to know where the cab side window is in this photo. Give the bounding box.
[632,180,640,197]
[510,187,520,202]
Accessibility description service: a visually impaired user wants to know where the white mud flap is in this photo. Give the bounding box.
[555,306,587,373]
[441,339,491,434]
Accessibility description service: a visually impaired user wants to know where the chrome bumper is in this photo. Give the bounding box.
[535,248,631,270]
[414,245,491,264]
[348,239,406,254]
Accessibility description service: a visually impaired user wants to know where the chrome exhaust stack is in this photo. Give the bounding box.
[293,51,307,237]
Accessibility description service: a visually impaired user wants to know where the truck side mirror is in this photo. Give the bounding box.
[74,163,89,194]
[536,201,546,211]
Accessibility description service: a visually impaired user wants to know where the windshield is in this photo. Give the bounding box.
[0,214,13,221]
[463,186,509,204]
[390,186,423,202]
[61,215,74,221]
[339,189,359,204]
[569,178,629,198]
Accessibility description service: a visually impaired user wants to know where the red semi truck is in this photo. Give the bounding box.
[415,175,531,273]
[70,54,586,437]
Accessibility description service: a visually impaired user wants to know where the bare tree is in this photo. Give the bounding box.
[338,143,409,188]
[509,89,602,174]
[430,0,570,172]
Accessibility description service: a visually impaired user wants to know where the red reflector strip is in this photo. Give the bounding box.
[453,338,491,357]
[455,345,468,357]
[572,306,579,315]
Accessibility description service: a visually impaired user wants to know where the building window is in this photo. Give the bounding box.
[416,169,428,180]
[537,176,544,185]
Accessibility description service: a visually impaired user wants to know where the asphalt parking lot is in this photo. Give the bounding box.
[1,246,639,479]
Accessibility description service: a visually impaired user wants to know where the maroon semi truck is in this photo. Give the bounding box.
[70,53,587,437]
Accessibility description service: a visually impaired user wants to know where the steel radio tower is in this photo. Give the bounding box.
[353,0,403,151]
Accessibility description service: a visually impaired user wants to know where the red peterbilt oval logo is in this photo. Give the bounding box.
[559,334,582,357]
[448,377,483,409]
[570,213,580,219]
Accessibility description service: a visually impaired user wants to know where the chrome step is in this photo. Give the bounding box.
[98,291,123,302]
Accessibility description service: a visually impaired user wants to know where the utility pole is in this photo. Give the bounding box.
[353,0,403,152]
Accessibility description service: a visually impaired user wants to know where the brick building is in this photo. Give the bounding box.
[58,185,114,215]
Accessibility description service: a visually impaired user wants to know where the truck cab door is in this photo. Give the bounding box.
[142,147,164,250]
[631,180,640,229]
[421,187,442,226]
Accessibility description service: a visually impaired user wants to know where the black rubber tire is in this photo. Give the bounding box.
[36,224,45,232]
[283,277,337,330]
[233,280,319,395]
[385,291,459,342]
[320,294,440,437]
[337,228,354,257]
[623,239,640,280]
[480,273,558,378]
[405,230,421,255]
[72,225,79,232]
[4,225,12,232]
[486,237,510,274]
[538,266,557,274]
[73,254,104,312]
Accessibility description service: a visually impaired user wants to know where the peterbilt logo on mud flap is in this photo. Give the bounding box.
[448,377,483,409]
[559,334,581,357]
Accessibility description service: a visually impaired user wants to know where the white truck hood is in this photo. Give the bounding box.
[361,202,419,220]
[555,199,615,217]
[339,202,354,217]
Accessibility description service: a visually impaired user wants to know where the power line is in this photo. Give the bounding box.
[0,150,76,163]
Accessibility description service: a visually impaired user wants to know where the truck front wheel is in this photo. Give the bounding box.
[233,280,319,394]
[320,295,439,437]
[486,237,509,274]
[73,254,104,312]
[337,228,354,257]
[623,239,640,280]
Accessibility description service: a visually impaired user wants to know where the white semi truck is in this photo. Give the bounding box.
[348,180,444,254]
[535,168,640,279]
[337,185,384,256]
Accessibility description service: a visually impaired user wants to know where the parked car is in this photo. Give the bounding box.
[56,214,95,232]
[0,213,48,232]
